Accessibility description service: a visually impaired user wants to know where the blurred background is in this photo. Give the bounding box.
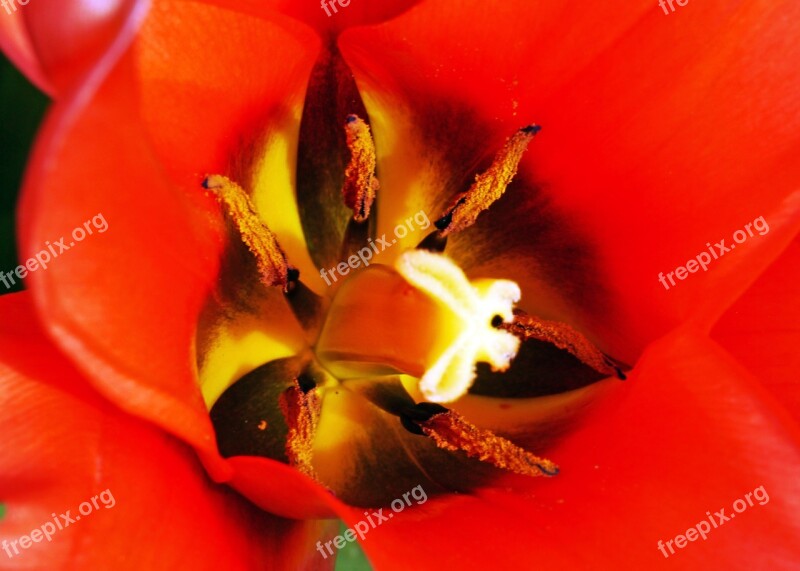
[0,52,48,295]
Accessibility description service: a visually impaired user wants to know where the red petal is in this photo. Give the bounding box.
[0,0,149,97]
[0,292,331,570]
[15,1,411,519]
[197,0,423,35]
[17,0,316,460]
[131,0,319,187]
[0,6,52,94]
[346,332,800,568]
[712,237,800,420]
[340,1,800,359]
[225,456,342,519]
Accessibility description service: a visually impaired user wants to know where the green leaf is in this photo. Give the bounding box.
[334,520,374,571]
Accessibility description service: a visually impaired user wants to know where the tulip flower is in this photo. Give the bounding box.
[2,0,800,569]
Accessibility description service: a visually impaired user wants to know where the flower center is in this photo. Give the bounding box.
[200,47,628,505]
[316,251,522,403]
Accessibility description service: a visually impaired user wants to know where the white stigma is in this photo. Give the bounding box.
[395,250,521,403]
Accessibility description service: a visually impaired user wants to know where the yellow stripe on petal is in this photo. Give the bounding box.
[250,126,326,294]
[198,293,308,409]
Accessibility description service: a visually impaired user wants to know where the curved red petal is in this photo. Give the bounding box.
[1,0,150,97]
[340,0,800,359]
[225,456,342,520]
[345,332,800,569]
[196,0,423,35]
[0,292,331,570]
[712,237,800,420]
[681,193,800,331]
[133,0,318,187]
[0,7,52,95]
[16,0,317,461]
[15,0,399,519]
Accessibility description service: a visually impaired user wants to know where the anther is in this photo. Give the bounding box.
[342,115,380,222]
[501,309,629,379]
[410,407,559,478]
[203,174,293,291]
[279,380,321,480]
[435,125,540,236]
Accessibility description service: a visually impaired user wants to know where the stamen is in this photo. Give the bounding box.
[203,175,294,290]
[278,379,321,480]
[435,125,540,236]
[395,250,522,403]
[501,310,627,379]
[342,115,380,222]
[402,403,558,477]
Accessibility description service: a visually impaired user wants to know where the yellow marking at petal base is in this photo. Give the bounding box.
[200,328,303,409]
[360,93,440,261]
[399,375,620,436]
[250,125,325,295]
[198,295,308,409]
[310,386,381,491]
[395,251,521,403]
[204,174,290,288]
[313,386,375,455]
[199,330,296,408]
[437,126,538,236]
[342,115,379,222]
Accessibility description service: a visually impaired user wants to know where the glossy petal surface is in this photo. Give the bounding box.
[0,292,330,570]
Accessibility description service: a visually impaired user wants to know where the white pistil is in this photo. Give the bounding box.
[395,250,521,403]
